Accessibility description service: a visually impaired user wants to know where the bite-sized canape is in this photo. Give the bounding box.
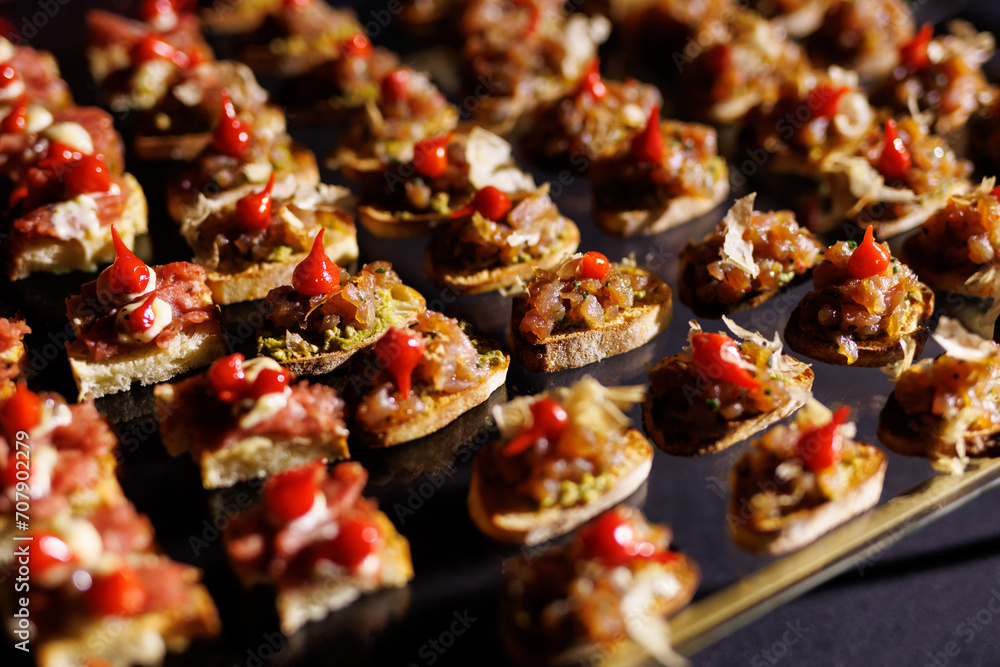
[588,106,729,236]
[468,378,653,546]
[180,178,357,304]
[823,116,972,238]
[280,34,400,123]
[4,132,147,281]
[0,37,73,111]
[65,228,226,399]
[132,60,271,161]
[742,66,876,177]
[728,400,887,554]
[804,0,915,80]
[0,385,121,549]
[3,497,220,665]
[500,506,699,666]
[234,0,365,77]
[357,127,536,238]
[258,241,426,375]
[354,313,509,447]
[784,224,934,367]
[459,0,611,134]
[155,352,350,488]
[223,461,413,634]
[425,184,581,295]
[878,317,1000,471]
[874,21,997,136]
[900,179,1000,296]
[166,90,319,225]
[86,5,213,112]
[643,319,813,456]
[0,317,30,399]
[678,194,826,317]
[520,58,663,166]
[679,9,810,124]
[510,252,673,372]
[330,66,459,176]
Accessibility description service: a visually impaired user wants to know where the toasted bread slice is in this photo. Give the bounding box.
[898,236,993,297]
[68,321,226,400]
[877,393,1000,461]
[5,173,148,281]
[784,283,935,367]
[677,253,812,319]
[425,224,581,296]
[134,131,213,163]
[274,510,413,635]
[592,176,729,237]
[204,218,359,305]
[728,444,887,555]
[258,284,427,376]
[357,345,510,448]
[510,274,673,373]
[357,205,450,239]
[642,360,814,457]
[468,428,653,546]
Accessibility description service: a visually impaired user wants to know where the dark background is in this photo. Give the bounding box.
[2,0,1000,665]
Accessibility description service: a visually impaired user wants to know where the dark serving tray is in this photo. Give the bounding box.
[2,1,999,666]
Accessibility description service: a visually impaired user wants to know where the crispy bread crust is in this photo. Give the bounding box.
[509,273,673,373]
[357,205,449,239]
[784,283,935,367]
[727,444,887,555]
[642,360,814,456]
[877,392,1000,460]
[467,428,653,546]
[592,177,729,237]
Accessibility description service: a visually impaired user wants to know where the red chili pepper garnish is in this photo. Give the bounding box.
[847,225,891,279]
[0,65,18,90]
[797,405,851,472]
[63,154,113,197]
[212,89,250,158]
[129,33,190,68]
[411,134,452,179]
[284,0,314,7]
[139,0,178,26]
[630,105,663,165]
[310,515,382,570]
[235,173,274,230]
[807,85,850,120]
[105,226,153,295]
[128,292,159,334]
[900,23,933,70]
[1,452,26,490]
[292,230,340,296]
[45,141,82,164]
[503,397,568,456]
[87,568,147,617]
[340,33,372,59]
[577,59,606,101]
[876,119,911,182]
[246,367,290,400]
[578,251,611,282]
[0,383,41,437]
[690,332,761,391]
[374,327,425,398]
[207,353,246,403]
[380,68,410,104]
[472,186,511,221]
[31,533,74,576]
[0,95,27,134]
[578,507,674,567]
[265,460,324,523]
[991,185,1000,201]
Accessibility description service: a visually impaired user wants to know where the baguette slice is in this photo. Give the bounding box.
[677,251,812,319]
[425,223,581,295]
[5,173,148,281]
[68,321,226,400]
[258,283,427,376]
[642,359,814,457]
[510,271,672,373]
[728,444,887,555]
[134,130,213,163]
[784,283,934,367]
[468,428,653,546]
[275,510,413,635]
[877,392,1000,461]
[357,339,510,448]
[357,205,450,239]
[593,176,729,237]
